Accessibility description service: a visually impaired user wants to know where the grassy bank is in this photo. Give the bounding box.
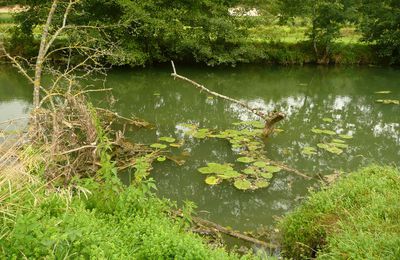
[0,153,239,259]
[279,166,400,259]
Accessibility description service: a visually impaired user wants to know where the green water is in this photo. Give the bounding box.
[1,64,399,234]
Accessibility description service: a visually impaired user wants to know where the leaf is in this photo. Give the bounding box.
[332,139,346,143]
[217,170,241,179]
[376,99,399,105]
[153,92,160,96]
[311,128,336,135]
[159,136,176,143]
[317,143,343,155]
[150,143,167,149]
[243,167,257,175]
[329,142,348,149]
[234,179,252,190]
[254,180,269,188]
[302,146,317,155]
[374,91,391,94]
[261,172,273,179]
[157,156,166,162]
[236,157,255,163]
[198,167,214,174]
[265,166,281,173]
[205,176,221,185]
[339,134,353,139]
[169,143,182,148]
[253,161,268,168]
[322,118,333,123]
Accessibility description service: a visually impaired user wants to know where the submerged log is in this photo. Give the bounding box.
[174,210,277,249]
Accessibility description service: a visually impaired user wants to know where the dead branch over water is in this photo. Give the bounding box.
[170,60,285,137]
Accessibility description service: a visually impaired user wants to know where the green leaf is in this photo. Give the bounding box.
[157,156,166,162]
[332,139,346,143]
[150,143,167,149]
[159,136,176,143]
[374,91,391,94]
[311,128,336,135]
[302,146,317,155]
[217,170,241,179]
[234,179,252,190]
[169,143,182,148]
[261,172,273,179]
[322,118,333,123]
[339,134,353,139]
[253,161,268,168]
[265,166,282,173]
[205,176,221,185]
[254,180,269,188]
[330,142,348,149]
[317,143,343,155]
[236,157,255,163]
[198,167,214,174]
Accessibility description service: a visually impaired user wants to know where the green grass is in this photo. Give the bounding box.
[247,25,362,44]
[279,166,400,259]
[0,170,238,259]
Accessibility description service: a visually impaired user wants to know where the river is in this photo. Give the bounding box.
[1,64,399,236]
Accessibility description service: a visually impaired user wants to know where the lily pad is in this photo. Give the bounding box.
[237,157,255,163]
[332,139,346,143]
[159,136,176,143]
[375,91,391,94]
[169,143,182,148]
[253,161,268,168]
[198,167,215,174]
[254,179,269,188]
[330,142,348,149]
[322,118,333,123]
[311,128,336,135]
[193,128,212,139]
[150,143,167,149]
[317,143,343,155]
[260,172,273,179]
[339,134,353,139]
[376,99,399,105]
[265,166,282,173]
[234,179,252,190]
[157,156,166,162]
[217,170,241,179]
[205,176,221,185]
[302,146,317,155]
[243,167,257,175]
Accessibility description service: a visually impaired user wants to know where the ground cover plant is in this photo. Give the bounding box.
[279,165,400,259]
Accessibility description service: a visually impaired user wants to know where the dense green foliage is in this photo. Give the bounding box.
[359,0,400,64]
[279,166,400,259]
[4,0,400,65]
[0,174,237,259]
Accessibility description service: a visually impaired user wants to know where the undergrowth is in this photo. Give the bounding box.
[0,163,238,259]
[279,165,400,259]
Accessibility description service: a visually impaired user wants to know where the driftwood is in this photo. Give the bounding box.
[170,61,284,137]
[174,211,277,249]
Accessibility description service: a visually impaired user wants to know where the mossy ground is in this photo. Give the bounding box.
[279,165,400,259]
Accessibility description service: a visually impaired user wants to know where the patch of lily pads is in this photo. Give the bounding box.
[376,99,400,105]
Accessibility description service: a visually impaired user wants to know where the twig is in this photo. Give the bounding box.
[267,159,312,180]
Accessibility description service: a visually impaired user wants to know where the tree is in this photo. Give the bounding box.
[279,0,347,62]
[358,0,400,64]
[9,0,247,66]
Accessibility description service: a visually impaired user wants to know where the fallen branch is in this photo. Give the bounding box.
[170,61,285,137]
[174,211,277,249]
[267,159,312,180]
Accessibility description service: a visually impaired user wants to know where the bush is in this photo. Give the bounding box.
[279,166,400,259]
[0,176,236,259]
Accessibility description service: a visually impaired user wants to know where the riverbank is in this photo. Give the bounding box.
[279,165,400,259]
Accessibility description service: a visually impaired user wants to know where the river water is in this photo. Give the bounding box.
[1,64,399,235]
